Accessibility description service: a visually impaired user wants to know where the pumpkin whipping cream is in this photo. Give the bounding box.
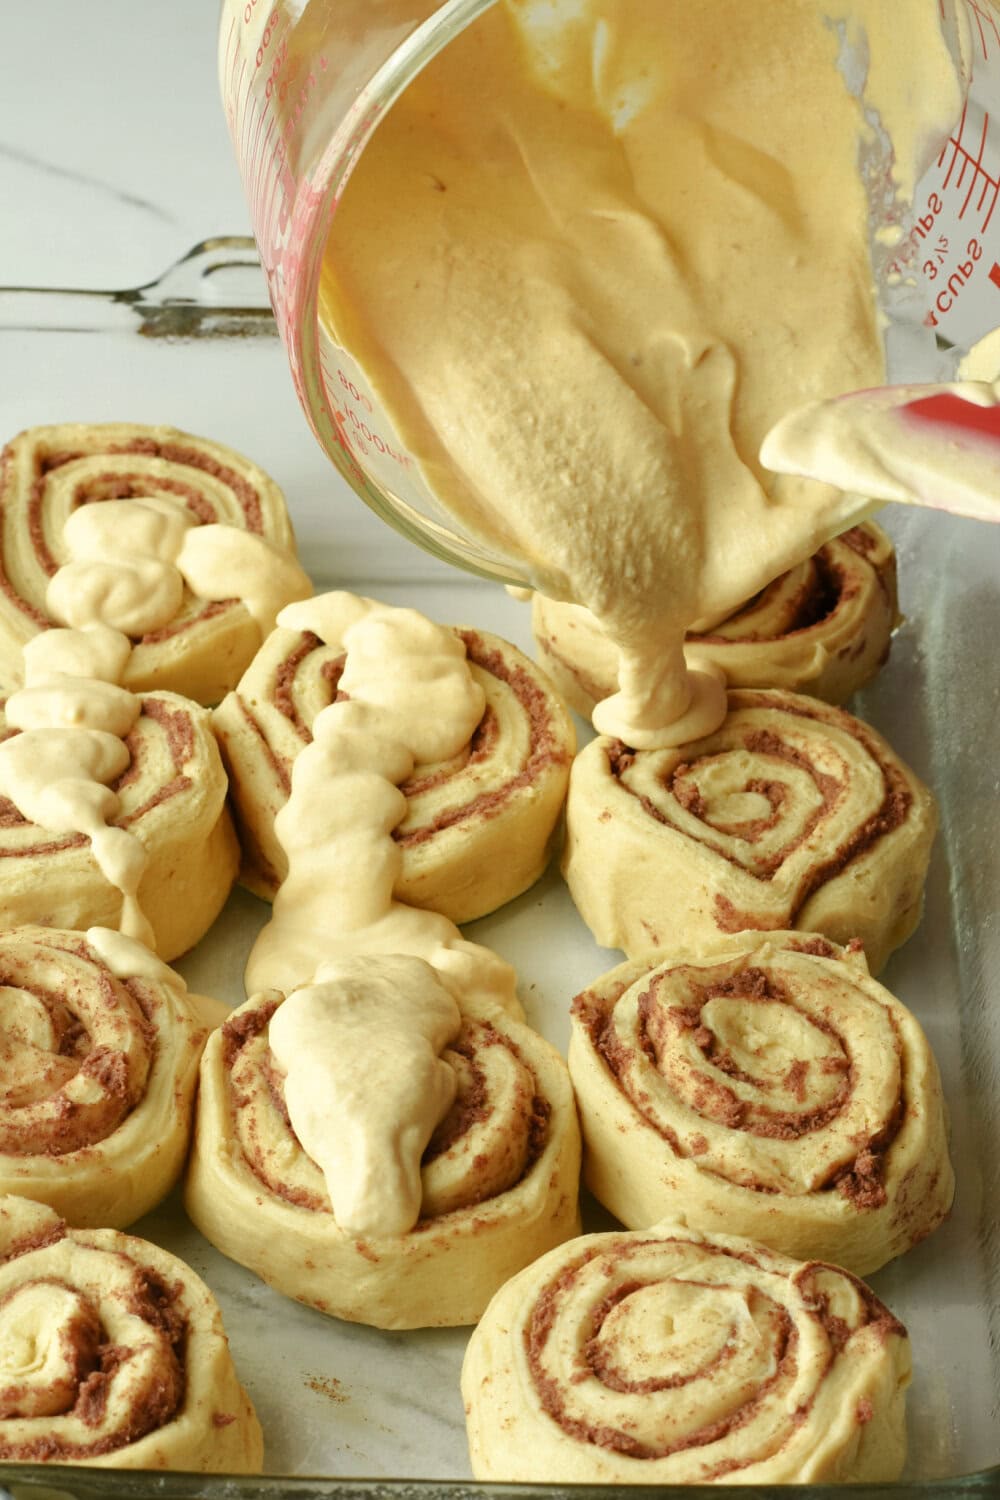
[268,955,462,1238]
[191,595,580,1292]
[320,0,962,748]
[238,594,529,1242]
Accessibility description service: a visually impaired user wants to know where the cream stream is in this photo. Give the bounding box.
[0,627,153,948]
[319,0,962,747]
[244,593,523,1236]
[244,593,520,1017]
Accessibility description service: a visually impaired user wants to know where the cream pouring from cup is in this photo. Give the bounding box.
[219,1,995,744]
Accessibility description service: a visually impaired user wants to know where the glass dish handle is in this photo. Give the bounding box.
[0,236,275,338]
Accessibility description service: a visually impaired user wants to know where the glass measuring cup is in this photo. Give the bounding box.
[219,0,522,584]
[219,0,1000,584]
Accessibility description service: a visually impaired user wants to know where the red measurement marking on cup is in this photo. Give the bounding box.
[336,369,373,415]
[892,2,1000,288]
[319,356,414,471]
[938,98,1000,231]
[896,0,1000,338]
[221,3,303,277]
[338,407,415,467]
[968,0,1000,60]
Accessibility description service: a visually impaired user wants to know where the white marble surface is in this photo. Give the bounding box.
[2,2,251,292]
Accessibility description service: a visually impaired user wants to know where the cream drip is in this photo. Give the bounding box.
[319,0,962,747]
[84,925,187,994]
[245,593,520,1014]
[78,928,227,1030]
[0,629,153,949]
[267,954,462,1237]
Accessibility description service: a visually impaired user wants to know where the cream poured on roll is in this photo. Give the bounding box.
[185,980,580,1328]
[0,422,311,706]
[214,591,575,921]
[564,687,937,974]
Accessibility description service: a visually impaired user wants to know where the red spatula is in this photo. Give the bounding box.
[760,381,1000,523]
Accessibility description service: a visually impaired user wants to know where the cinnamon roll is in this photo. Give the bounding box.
[563,688,936,973]
[0,422,310,705]
[570,931,953,1275]
[0,926,215,1229]
[213,595,575,920]
[532,522,898,717]
[0,1194,262,1471]
[185,966,581,1328]
[462,1221,911,1484]
[0,689,239,960]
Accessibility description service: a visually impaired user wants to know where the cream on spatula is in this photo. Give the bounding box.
[761,382,1000,523]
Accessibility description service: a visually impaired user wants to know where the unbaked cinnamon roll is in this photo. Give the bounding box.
[0,1194,262,1471]
[563,687,936,973]
[213,596,575,920]
[462,1221,911,1484]
[569,931,953,1276]
[0,689,238,960]
[532,522,898,716]
[185,966,581,1328]
[0,926,216,1229]
[0,422,310,705]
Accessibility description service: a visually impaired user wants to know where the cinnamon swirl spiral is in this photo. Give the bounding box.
[462,1222,911,1484]
[185,985,581,1328]
[563,688,936,973]
[532,522,898,716]
[0,422,308,705]
[569,932,953,1275]
[0,1194,262,1471]
[0,926,213,1229]
[0,689,238,960]
[213,599,575,920]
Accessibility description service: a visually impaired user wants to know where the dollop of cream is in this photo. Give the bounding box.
[46,495,311,641]
[267,954,462,1237]
[245,594,520,1018]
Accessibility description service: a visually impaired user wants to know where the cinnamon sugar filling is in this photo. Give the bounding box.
[524,1238,902,1472]
[0,1264,187,1459]
[575,960,906,1202]
[0,434,268,636]
[525,1239,803,1466]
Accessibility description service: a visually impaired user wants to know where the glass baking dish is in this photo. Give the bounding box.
[0,241,997,1500]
